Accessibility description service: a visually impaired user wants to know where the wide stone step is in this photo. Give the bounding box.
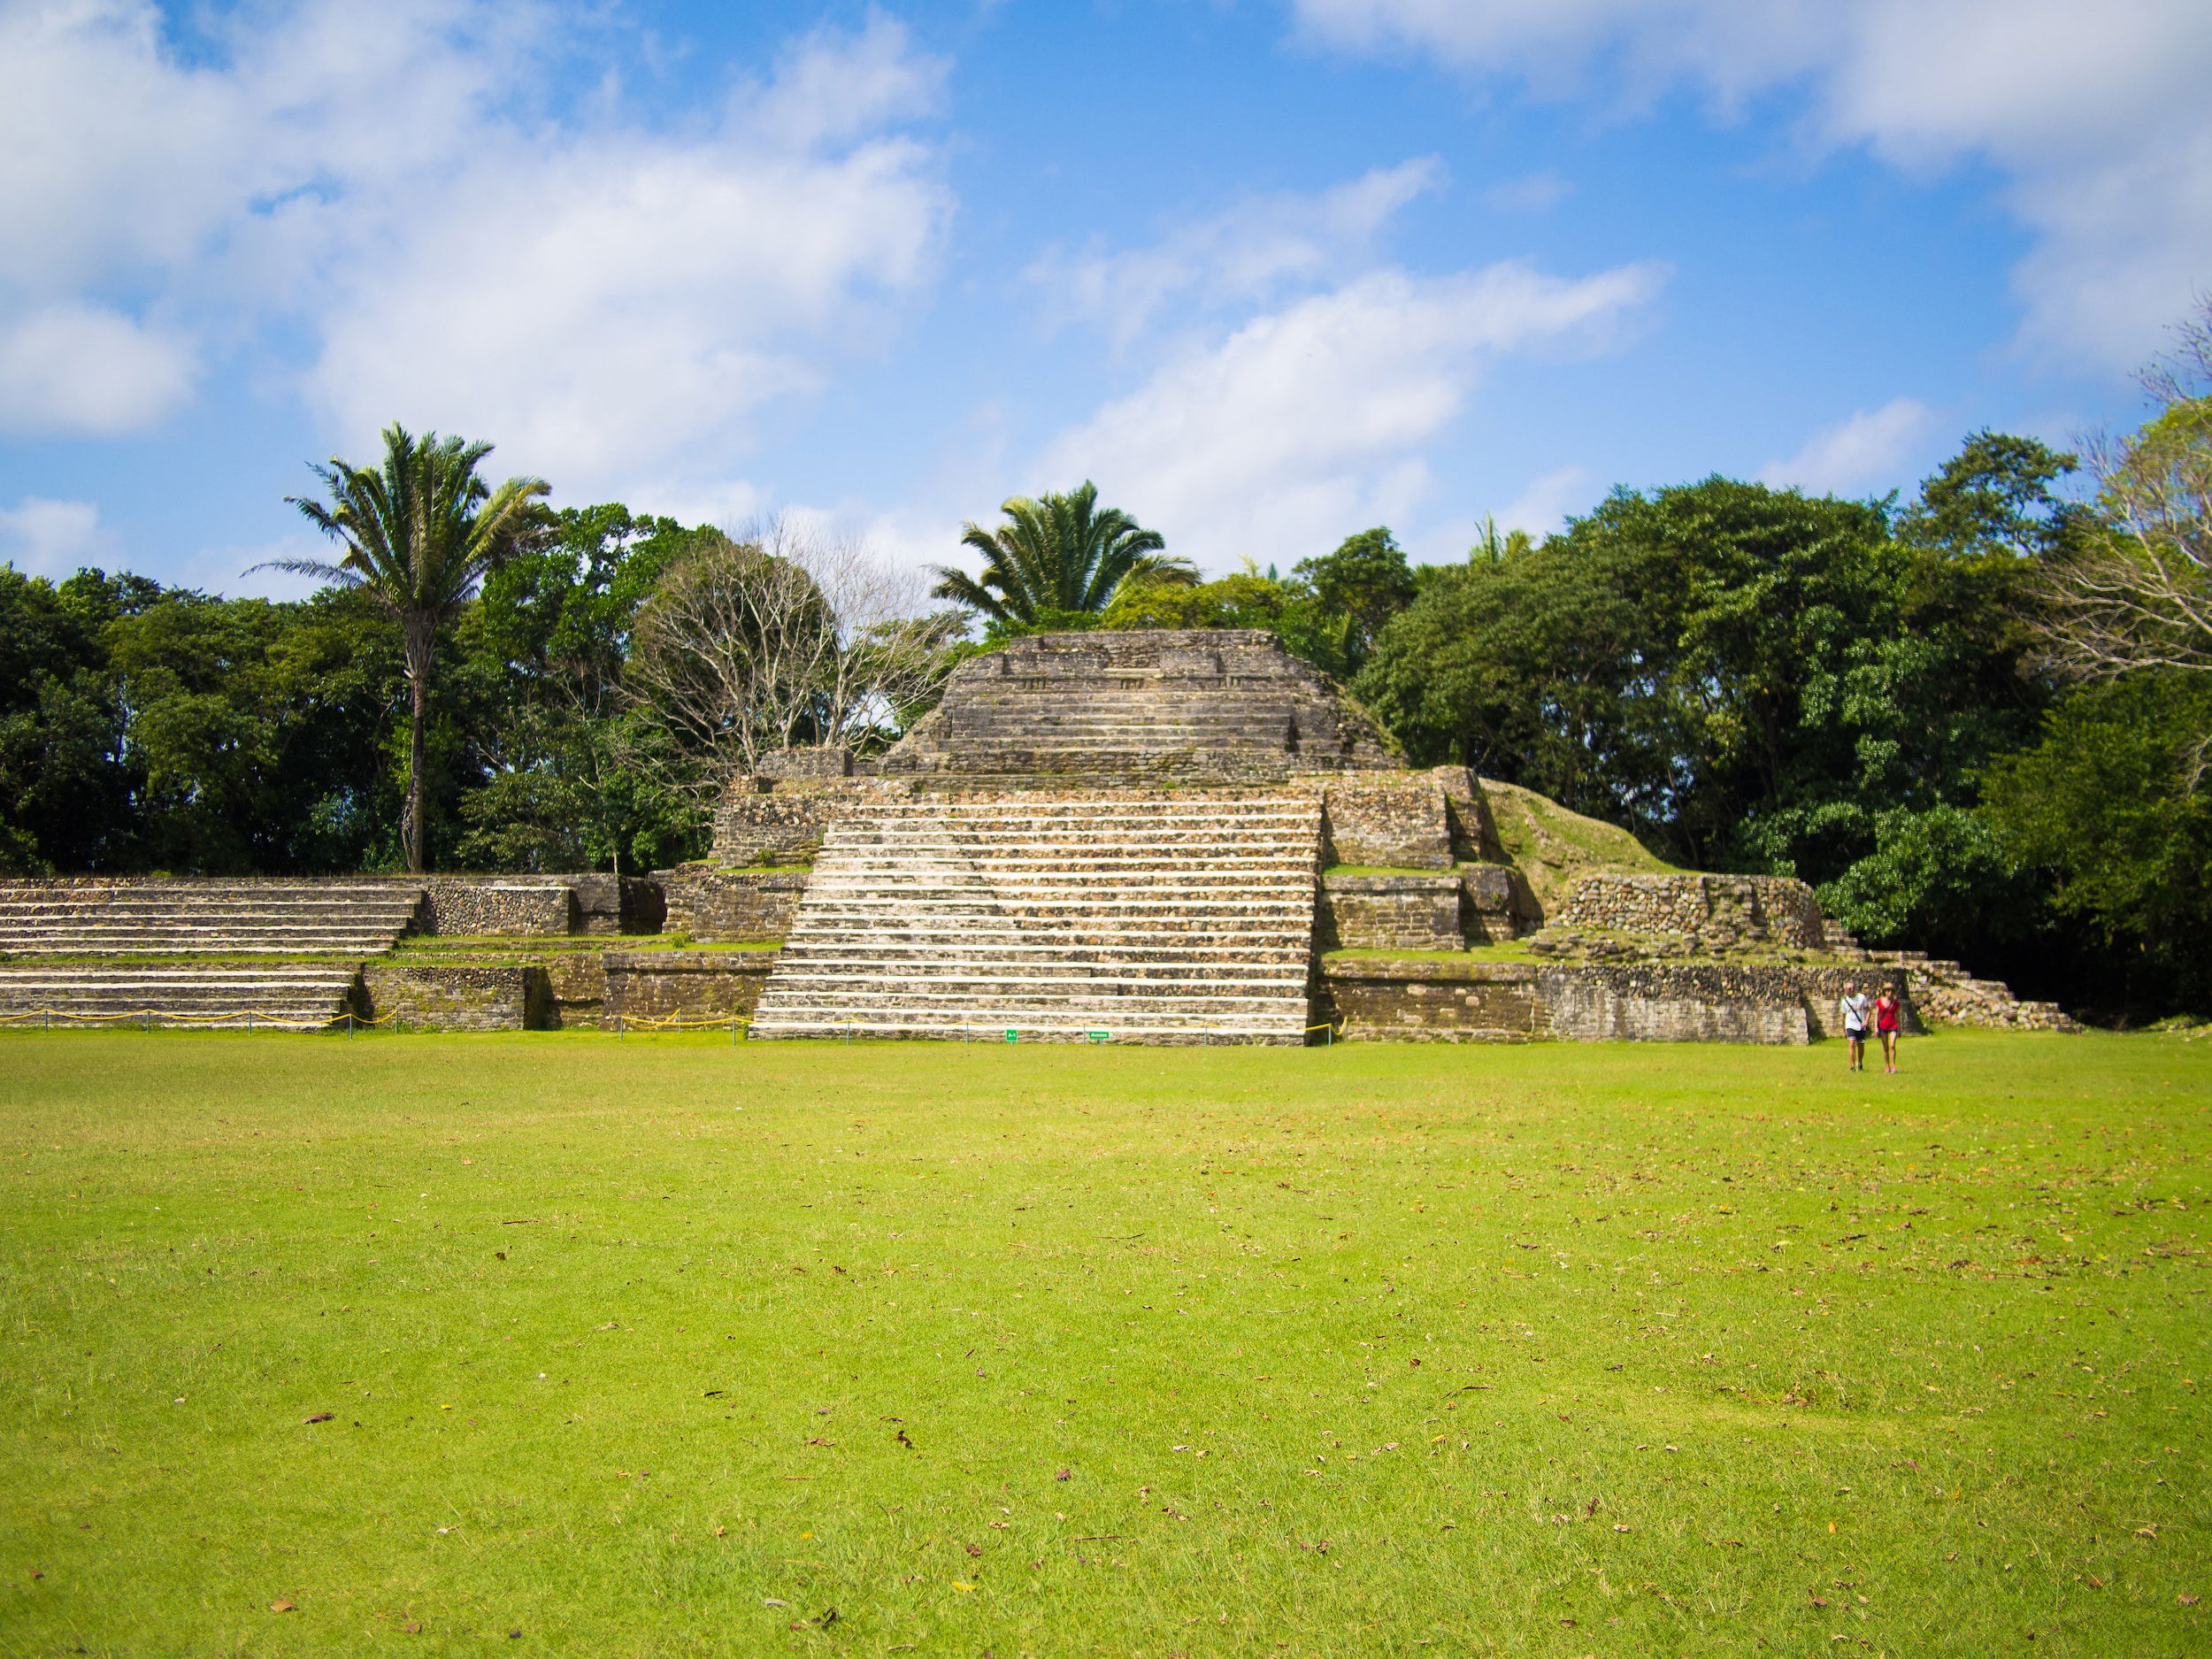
[0,963,357,1025]
[756,792,1322,1046]
[766,970,1304,995]
[749,1018,1305,1045]
[776,949,1305,971]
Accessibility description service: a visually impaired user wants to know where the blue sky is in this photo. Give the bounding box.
[3,0,2208,595]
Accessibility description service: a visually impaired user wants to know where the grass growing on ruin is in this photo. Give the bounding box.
[2,1031,2206,1658]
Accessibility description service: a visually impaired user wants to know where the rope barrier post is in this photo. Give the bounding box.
[617,1014,624,1041]
[731,1010,737,1046]
[247,1010,254,1033]
[347,1010,354,1041]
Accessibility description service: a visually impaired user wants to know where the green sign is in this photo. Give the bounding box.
[1004,1029,1018,1043]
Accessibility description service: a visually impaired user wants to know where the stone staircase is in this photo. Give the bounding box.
[0,879,422,1027]
[1817,920,2077,1031]
[749,793,1321,1043]
[889,687,1308,780]
[0,879,423,955]
[0,964,363,1028]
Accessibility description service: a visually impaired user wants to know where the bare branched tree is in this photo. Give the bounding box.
[2036,296,2212,680]
[626,518,962,789]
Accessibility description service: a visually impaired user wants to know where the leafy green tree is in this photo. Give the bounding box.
[0,568,132,871]
[933,482,1193,630]
[272,424,553,872]
[451,505,709,873]
[104,588,400,872]
[1357,462,2056,887]
[1980,672,2212,1018]
[1295,527,1414,669]
[1894,430,2088,560]
[1100,563,1357,676]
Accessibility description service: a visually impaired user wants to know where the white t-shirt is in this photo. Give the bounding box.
[1839,993,1870,1033]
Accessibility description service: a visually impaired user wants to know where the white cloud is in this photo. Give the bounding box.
[0,2,952,466]
[1027,158,1446,343]
[0,301,196,434]
[0,496,113,577]
[1041,259,1665,570]
[1288,0,2212,367]
[1756,397,1936,494]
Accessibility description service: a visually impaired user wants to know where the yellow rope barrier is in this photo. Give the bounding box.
[0,1007,340,1031]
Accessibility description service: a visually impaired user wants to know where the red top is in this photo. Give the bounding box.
[1875,996,1901,1033]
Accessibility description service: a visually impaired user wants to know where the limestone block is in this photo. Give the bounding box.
[1457,863,1536,942]
[605,950,777,1025]
[758,746,854,780]
[360,964,547,1031]
[1555,874,1825,949]
[565,873,665,935]
[1320,874,1463,950]
[656,867,809,942]
[421,879,575,936]
[1317,956,1548,1042]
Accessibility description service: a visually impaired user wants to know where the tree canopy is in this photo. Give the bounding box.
[932,482,1193,632]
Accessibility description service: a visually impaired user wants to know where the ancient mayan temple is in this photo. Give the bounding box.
[0,628,2072,1041]
[694,629,2071,1044]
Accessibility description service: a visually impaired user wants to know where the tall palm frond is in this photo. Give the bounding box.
[931,480,1193,625]
[260,422,551,872]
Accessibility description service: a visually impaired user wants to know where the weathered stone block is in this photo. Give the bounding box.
[1540,963,1809,1044]
[1553,874,1824,950]
[421,879,575,936]
[758,746,854,780]
[360,964,547,1031]
[565,874,665,935]
[1317,956,1548,1041]
[1320,874,1463,950]
[605,950,777,1025]
[656,867,809,942]
[1319,777,1452,868]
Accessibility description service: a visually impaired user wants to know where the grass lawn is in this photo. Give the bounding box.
[2,1030,2206,1657]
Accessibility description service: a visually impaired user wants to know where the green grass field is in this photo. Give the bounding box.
[3,1031,2206,1657]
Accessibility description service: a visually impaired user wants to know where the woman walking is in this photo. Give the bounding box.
[1874,986,1903,1073]
[1839,980,1869,1071]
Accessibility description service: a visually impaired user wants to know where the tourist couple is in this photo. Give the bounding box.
[1839,981,1901,1073]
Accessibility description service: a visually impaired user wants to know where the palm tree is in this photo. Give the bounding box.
[265,424,551,873]
[932,481,1194,627]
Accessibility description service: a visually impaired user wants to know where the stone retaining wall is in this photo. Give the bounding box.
[656,867,810,941]
[421,879,575,936]
[360,964,547,1031]
[1319,875,1463,951]
[605,950,777,1025]
[711,784,861,866]
[540,954,610,1028]
[565,874,665,935]
[1316,956,1912,1045]
[1318,864,1538,952]
[1542,963,1810,1044]
[1552,874,1824,950]
[1317,956,1549,1041]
